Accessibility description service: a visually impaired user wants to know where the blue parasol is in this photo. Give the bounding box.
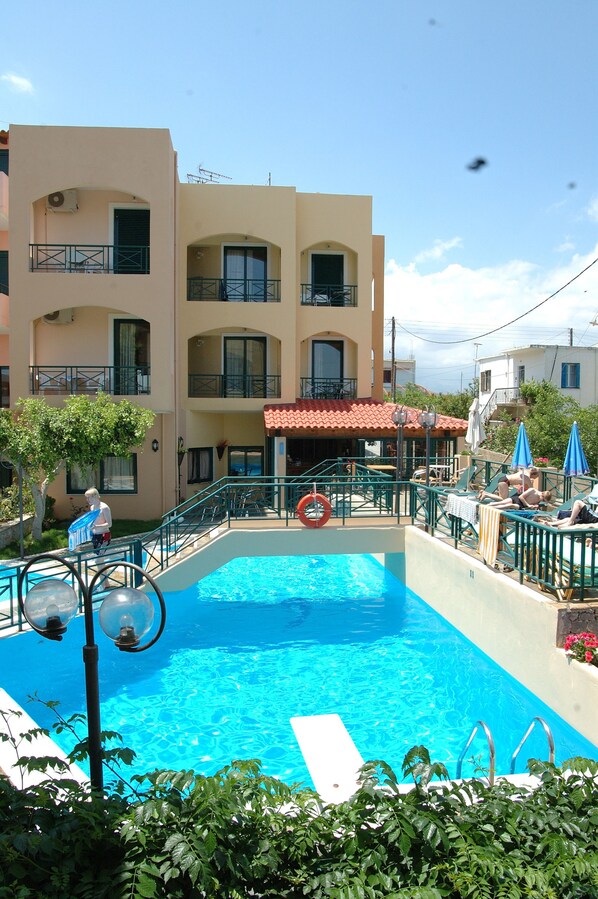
[563,420,589,476]
[511,422,533,470]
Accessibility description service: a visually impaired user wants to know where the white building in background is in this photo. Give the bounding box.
[382,357,416,398]
[478,344,598,416]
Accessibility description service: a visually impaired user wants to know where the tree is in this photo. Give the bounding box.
[483,379,598,471]
[397,381,477,422]
[0,394,155,539]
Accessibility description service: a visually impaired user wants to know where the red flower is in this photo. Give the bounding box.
[586,651,594,663]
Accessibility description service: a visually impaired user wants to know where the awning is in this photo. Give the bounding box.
[264,399,468,438]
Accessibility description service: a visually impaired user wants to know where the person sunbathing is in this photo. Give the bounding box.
[554,498,598,529]
[484,487,552,511]
[478,467,539,502]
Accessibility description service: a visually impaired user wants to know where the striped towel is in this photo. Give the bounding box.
[68,509,100,551]
[478,505,502,567]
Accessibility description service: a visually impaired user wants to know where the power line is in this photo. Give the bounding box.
[393,255,598,345]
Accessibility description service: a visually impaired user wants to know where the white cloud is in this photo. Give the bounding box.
[587,197,598,223]
[384,246,598,392]
[1,73,34,94]
[413,236,462,264]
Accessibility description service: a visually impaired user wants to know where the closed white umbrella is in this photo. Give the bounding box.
[465,397,486,453]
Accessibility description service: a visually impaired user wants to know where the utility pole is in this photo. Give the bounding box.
[391,317,396,402]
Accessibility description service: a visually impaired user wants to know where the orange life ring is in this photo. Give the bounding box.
[296,492,332,528]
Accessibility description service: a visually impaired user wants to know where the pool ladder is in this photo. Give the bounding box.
[455,716,555,786]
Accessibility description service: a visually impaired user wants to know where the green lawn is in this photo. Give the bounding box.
[0,520,162,560]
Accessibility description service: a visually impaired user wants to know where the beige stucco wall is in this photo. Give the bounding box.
[8,125,177,417]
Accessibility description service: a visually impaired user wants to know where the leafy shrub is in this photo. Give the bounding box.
[2,708,598,898]
[0,484,34,522]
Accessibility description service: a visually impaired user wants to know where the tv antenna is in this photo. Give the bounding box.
[187,165,232,184]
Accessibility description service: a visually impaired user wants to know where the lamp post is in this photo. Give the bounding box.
[391,405,409,518]
[18,556,166,792]
[417,406,438,486]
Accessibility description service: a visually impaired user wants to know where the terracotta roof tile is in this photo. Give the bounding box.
[264,399,467,436]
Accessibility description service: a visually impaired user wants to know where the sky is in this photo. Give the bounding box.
[2,0,598,391]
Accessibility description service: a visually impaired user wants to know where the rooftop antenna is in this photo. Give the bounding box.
[187,165,232,184]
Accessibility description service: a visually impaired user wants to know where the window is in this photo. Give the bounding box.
[188,448,213,483]
[224,336,266,397]
[0,250,7,295]
[114,318,150,395]
[480,370,491,393]
[517,365,525,386]
[67,455,138,494]
[224,246,267,301]
[113,208,150,273]
[561,363,580,389]
[228,447,264,477]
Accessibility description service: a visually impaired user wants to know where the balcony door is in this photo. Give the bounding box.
[114,318,150,395]
[312,252,343,289]
[223,246,267,301]
[113,208,150,274]
[312,339,343,385]
[224,336,266,397]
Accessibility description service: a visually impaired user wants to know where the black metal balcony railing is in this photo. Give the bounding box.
[0,366,9,408]
[30,245,150,274]
[300,284,357,306]
[0,282,7,296]
[187,277,281,302]
[188,373,281,398]
[300,378,357,400]
[30,365,150,396]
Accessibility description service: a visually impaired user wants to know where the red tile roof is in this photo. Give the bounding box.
[264,399,467,437]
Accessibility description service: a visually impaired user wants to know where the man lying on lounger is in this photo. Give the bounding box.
[553,485,598,529]
[483,487,552,511]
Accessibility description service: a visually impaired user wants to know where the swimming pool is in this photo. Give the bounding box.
[0,553,596,787]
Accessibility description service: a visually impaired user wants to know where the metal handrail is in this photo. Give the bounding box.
[300,284,357,306]
[510,716,555,774]
[456,720,496,785]
[187,373,281,399]
[30,365,150,397]
[187,277,281,302]
[29,244,149,274]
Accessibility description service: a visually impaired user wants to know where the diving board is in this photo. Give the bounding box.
[290,713,364,804]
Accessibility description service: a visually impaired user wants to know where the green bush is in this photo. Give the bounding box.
[2,708,598,899]
[0,484,34,522]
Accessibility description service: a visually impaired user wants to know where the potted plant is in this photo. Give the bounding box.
[216,439,229,461]
[564,632,598,666]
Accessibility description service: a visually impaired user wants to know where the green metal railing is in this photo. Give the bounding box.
[188,373,280,398]
[30,365,150,396]
[30,244,149,274]
[410,479,598,601]
[300,284,357,306]
[300,378,357,400]
[187,277,281,302]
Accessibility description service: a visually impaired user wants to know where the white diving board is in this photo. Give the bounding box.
[290,713,364,804]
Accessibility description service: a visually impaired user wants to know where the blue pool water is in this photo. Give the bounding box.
[0,553,596,787]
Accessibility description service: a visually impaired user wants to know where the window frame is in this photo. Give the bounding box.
[561,362,580,389]
[480,369,491,393]
[187,447,214,484]
[66,454,138,494]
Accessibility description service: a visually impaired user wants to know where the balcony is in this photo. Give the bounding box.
[187,277,280,302]
[300,378,357,400]
[30,245,150,274]
[188,373,281,398]
[30,366,150,396]
[300,284,356,307]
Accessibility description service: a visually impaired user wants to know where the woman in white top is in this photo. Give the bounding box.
[85,487,112,553]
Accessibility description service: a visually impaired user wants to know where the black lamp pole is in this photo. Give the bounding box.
[391,405,409,518]
[18,557,166,792]
[418,406,438,487]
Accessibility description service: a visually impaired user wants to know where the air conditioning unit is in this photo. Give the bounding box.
[46,189,78,212]
[43,309,74,324]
